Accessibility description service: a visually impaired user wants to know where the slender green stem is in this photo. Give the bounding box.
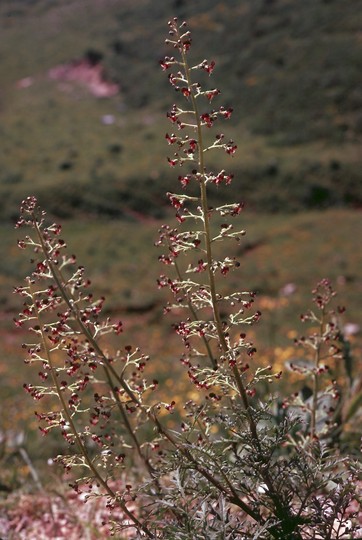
[310,309,325,439]
[180,46,259,435]
[174,258,217,368]
[178,41,303,538]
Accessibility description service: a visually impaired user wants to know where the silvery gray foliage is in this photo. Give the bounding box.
[14,18,361,539]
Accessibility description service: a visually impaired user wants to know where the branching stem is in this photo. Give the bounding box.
[32,217,155,479]
[179,38,301,538]
[30,282,154,539]
[310,308,325,440]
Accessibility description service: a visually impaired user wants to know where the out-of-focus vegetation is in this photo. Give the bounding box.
[0,0,361,221]
[0,0,361,493]
[2,209,361,478]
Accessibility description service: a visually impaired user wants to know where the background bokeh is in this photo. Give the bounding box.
[0,0,361,485]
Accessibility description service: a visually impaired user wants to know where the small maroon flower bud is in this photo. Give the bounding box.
[165,133,177,145]
[225,141,237,155]
[181,39,191,52]
[175,212,186,223]
[167,157,179,167]
[181,87,191,98]
[219,106,233,119]
[202,60,215,75]
[200,113,214,127]
[231,203,244,216]
[167,105,179,123]
[168,194,183,209]
[252,311,261,323]
[188,139,197,152]
[159,57,174,71]
[205,89,220,102]
[113,321,123,335]
[165,400,176,412]
[178,174,191,188]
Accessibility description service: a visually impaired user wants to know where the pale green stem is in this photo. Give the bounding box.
[180,47,259,436]
[174,257,217,368]
[179,42,300,535]
[310,309,325,439]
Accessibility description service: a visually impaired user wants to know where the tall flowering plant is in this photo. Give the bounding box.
[14,18,360,539]
[157,18,264,426]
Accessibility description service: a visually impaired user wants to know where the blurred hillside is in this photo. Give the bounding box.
[0,0,361,221]
[1,1,361,461]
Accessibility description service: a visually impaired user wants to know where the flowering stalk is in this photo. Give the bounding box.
[13,19,361,540]
[159,19,310,537]
[161,13,280,469]
[15,197,155,537]
[285,279,345,442]
[30,281,151,535]
[160,19,261,401]
[15,196,261,534]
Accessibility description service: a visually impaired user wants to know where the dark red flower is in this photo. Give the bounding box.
[205,89,220,101]
[168,157,179,167]
[202,60,215,75]
[165,133,177,145]
[200,113,214,127]
[219,106,233,119]
[160,56,174,70]
[225,141,237,155]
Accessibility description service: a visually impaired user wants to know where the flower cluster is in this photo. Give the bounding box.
[284,279,354,443]
[157,19,262,386]
[13,19,361,540]
[14,196,159,537]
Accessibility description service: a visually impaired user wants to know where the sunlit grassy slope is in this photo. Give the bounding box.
[0,0,361,221]
[1,208,361,466]
[4,208,362,338]
[0,0,361,466]
[0,0,362,490]
[0,2,360,367]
